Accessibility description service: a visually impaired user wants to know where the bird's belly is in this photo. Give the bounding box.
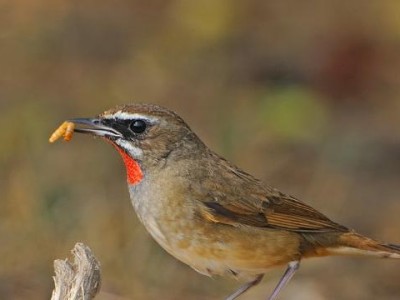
[128,183,301,278]
[142,215,301,279]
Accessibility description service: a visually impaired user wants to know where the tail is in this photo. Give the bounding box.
[327,232,400,259]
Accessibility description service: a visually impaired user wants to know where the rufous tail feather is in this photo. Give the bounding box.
[327,232,400,259]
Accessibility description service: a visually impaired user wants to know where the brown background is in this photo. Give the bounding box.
[1,1,400,299]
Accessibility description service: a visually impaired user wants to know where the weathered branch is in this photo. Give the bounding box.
[51,243,101,300]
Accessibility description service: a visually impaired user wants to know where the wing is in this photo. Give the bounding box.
[197,187,348,233]
[193,151,348,233]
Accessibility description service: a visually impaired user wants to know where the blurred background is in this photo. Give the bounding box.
[1,1,400,299]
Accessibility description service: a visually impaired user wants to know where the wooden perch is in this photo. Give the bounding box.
[51,243,101,300]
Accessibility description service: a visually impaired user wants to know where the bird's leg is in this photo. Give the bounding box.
[225,274,264,300]
[267,260,300,300]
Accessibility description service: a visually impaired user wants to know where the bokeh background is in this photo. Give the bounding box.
[1,1,400,299]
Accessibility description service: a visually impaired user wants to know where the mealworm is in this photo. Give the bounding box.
[49,121,75,143]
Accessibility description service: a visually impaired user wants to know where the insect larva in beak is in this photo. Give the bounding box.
[49,121,75,143]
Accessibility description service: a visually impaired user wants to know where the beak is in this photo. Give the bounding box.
[68,118,123,139]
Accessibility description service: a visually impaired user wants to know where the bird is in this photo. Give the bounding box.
[55,103,400,299]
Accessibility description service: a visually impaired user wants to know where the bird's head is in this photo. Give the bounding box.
[70,104,203,185]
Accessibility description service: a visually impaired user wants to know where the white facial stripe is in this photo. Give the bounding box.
[103,111,158,124]
[114,139,143,158]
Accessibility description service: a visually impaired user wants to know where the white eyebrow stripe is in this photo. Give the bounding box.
[103,111,158,123]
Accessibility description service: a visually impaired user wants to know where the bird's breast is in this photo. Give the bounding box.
[127,178,193,247]
[126,174,301,279]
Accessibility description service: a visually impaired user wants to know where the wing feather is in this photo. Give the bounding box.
[198,192,348,233]
[195,151,348,233]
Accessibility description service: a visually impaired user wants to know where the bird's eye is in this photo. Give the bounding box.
[129,119,147,133]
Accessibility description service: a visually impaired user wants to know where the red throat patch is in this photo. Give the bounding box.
[111,144,143,185]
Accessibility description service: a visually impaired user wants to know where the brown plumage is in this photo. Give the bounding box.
[52,103,400,299]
